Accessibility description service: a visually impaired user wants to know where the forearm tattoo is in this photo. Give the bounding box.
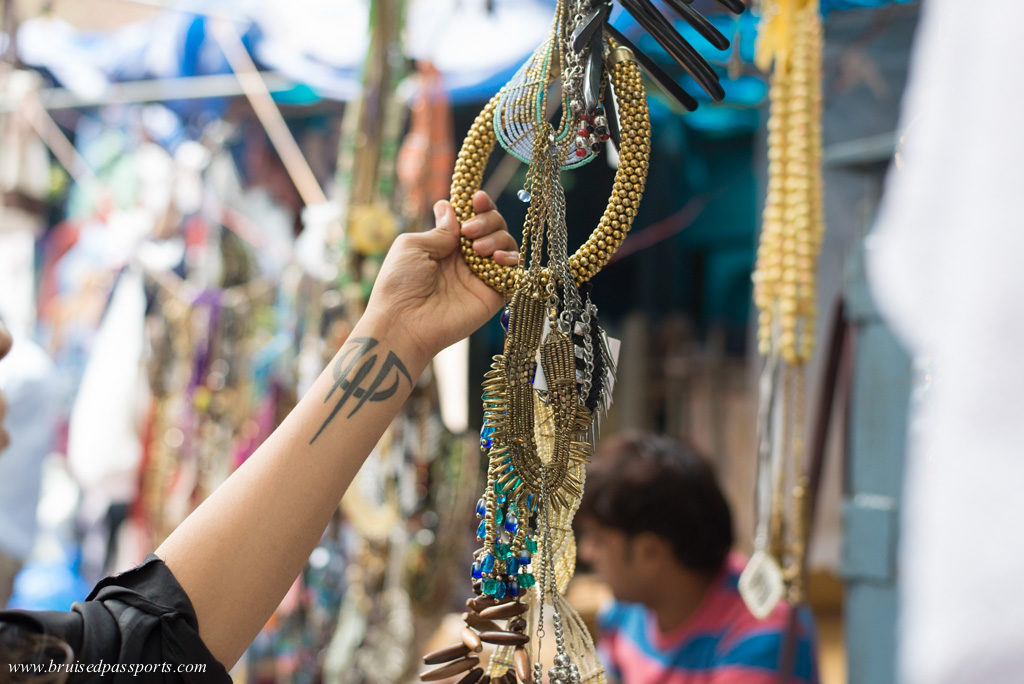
[309,337,412,444]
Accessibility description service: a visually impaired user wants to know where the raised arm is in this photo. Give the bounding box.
[156,193,517,668]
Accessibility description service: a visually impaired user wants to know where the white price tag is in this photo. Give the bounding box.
[738,550,785,619]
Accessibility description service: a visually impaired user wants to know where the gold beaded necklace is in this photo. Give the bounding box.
[740,0,825,620]
[452,45,651,295]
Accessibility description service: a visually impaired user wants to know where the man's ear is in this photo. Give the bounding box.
[631,532,671,564]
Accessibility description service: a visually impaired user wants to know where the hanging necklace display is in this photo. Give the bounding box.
[422,1,743,682]
[740,0,824,619]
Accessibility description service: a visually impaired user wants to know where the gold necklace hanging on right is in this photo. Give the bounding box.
[740,0,825,620]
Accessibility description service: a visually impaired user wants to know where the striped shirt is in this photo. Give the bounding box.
[597,553,819,684]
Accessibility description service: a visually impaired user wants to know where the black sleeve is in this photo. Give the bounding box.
[0,554,230,683]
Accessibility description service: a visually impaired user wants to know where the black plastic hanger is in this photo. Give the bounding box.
[620,0,725,100]
[604,24,699,111]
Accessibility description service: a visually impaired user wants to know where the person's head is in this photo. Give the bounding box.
[577,432,733,605]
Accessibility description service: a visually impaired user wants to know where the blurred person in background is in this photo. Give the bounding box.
[0,315,63,608]
[577,432,819,684]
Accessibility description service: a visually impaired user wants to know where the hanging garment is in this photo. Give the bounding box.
[867,1,1024,681]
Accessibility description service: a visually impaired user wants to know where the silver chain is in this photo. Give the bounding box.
[545,144,582,334]
[580,295,596,401]
[562,0,589,107]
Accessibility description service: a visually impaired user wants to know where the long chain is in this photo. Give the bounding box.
[580,295,596,401]
[561,0,589,111]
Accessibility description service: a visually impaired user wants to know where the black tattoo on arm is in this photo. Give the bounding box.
[309,337,412,444]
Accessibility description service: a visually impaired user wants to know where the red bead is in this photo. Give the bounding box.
[578,129,589,138]
[575,148,588,157]
[600,134,610,141]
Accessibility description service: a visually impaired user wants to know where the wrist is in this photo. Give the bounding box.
[352,309,432,379]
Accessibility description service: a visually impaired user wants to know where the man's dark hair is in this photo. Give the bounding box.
[579,431,734,574]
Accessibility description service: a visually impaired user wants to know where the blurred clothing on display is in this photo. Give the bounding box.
[0,336,62,606]
[867,1,1024,681]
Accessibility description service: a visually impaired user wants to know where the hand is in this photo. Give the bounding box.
[365,191,517,365]
[0,319,10,452]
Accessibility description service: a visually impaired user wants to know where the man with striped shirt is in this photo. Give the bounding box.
[578,433,819,683]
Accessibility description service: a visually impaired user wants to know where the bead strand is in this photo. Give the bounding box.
[450,49,650,294]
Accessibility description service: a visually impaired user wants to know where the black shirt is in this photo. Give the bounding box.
[0,555,230,683]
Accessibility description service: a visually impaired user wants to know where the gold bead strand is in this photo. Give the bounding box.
[753,0,789,357]
[779,14,808,366]
[449,45,652,294]
[799,4,825,362]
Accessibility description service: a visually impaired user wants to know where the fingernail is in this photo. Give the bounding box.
[461,218,480,234]
[433,201,445,223]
